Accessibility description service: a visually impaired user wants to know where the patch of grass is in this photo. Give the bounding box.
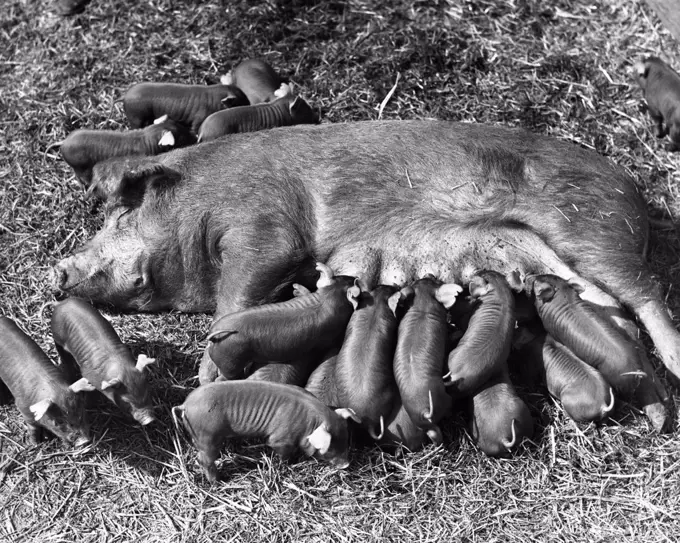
[1,0,680,541]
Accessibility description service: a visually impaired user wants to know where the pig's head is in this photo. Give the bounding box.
[52,162,182,311]
[29,381,91,446]
[100,353,156,425]
[302,407,361,469]
[531,274,585,308]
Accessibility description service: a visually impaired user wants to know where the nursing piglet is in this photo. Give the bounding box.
[0,317,91,446]
[334,285,401,440]
[172,381,360,482]
[51,298,156,426]
[197,95,319,142]
[469,367,534,457]
[445,271,516,396]
[222,58,289,104]
[530,275,645,396]
[635,56,680,151]
[391,276,463,445]
[305,349,340,406]
[206,263,360,381]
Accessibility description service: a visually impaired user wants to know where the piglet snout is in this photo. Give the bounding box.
[74,435,92,448]
[133,409,156,426]
[329,456,350,470]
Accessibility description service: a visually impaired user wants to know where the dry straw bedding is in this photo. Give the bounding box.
[1,0,680,541]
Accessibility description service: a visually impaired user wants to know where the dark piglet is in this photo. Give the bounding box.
[123,82,248,133]
[223,59,288,104]
[334,285,401,440]
[206,263,360,381]
[60,116,194,186]
[469,367,534,457]
[445,271,516,396]
[391,276,463,445]
[635,56,680,151]
[0,317,91,446]
[51,298,156,426]
[514,329,614,422]
[198,95,318,142]
[530,274,646,396]
[172,381,360,482]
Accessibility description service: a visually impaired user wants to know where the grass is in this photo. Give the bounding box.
[1,0,680,541]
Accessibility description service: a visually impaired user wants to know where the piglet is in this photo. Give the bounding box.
[197,95,319,142]
[334,285,400,440]
[172,381,360,482]
[51,298,156,426]
[514,329,614,423]
[635,56,680,151]
[0,316,91,446]
[123,82,248,133]
[305,349,341,406]
[530,274,645,396]
[222,59,289,104]
[469,367,533,457]
[206,263,361,381]
[391,275,463,445]
[60,115,194,186]
[445,271,516,396]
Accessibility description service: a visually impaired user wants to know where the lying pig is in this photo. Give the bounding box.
[205,263,360,382]
[514,329,614,422]
[51,120,677,432]
[334,285,400,440]
[469,367,534,457]
[123,82,248,133]
[0,316,91,446]
[197,95,319,142]
[445,271,516,396]
[51,298,156,426]
[530,274,646,397]
[635,56,680,151]
[60,115,194,186]
[391,276,463,445]
[222,59,288,104]
[172,381,360,482]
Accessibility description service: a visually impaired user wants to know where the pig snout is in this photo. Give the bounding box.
[328,454,350,469]
[74,434,92,447]
[132,408,156,426]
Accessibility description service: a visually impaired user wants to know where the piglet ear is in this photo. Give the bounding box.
[387,292,401,316]
[568,279,586,295]
[346,281,361,310]
[153,114,169,124]
[29,398,53,421]
[292,283,312,297]
[634,61,648,78]
[69,377,96,393]
[315,262,334,289]
[335,407,361,423]
[158,130,175,147]
[220,73,233,85]
[534,281,556,303]
[306,424,331,455]
[135,354,156,373]
[506,270,524,292]
[101,377,122,390]
[274,82,292,98]
[435,283,464,309]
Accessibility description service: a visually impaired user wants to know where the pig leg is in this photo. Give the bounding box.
[27,422,46,444]
[648,107,667,138]
[666,124,680,152]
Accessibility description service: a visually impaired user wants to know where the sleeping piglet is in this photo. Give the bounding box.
[206,263,361,381]
[445,271,516,396]
[172,381,360,482]
[469,366,534,457]
[635,56,680,151]
[51,298,156,426]
[123,82,248,133]
[530,274,645,397]
[197,94,319,142]
[0,316,91,446]
[60,115,194,186]
[222,58,289,104]
[334,285,401,440]
[391,275,463,445]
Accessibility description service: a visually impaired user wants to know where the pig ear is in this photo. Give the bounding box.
[506,270,524,292]
[534,282,556,302]
[110,162,182,209]
[158,130,175,147]
[634,61,648,78]
[153,114,169,124]
[69,377,97,393]
[29,399,54,421]
[274,82,292,98]
[435,283,464,309]
[135,354,156,372]
[101,377,122,390]
[346,281,361,310]
[288,95,302,112]
[306,423,332,455]
[315,262,334,289]
[387,291,400,316]
[335,407,362,423]
[292,283,312,297]
[568,279,586,295]
[220,73,233,85]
